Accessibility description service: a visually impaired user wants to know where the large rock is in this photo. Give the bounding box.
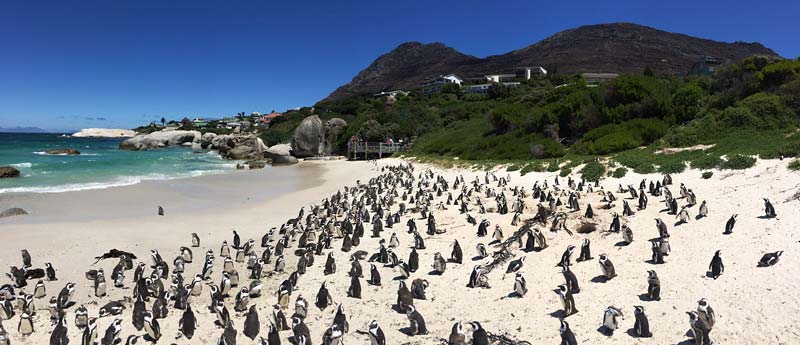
[265,144,298,165]
[291,115,325,158]
[214,134,265,160]
[0,166,20,178]
[0,208,28,218]
[72,128,136,138]
[323,118,348,155]
[119,130,201,150]
[200,132,218,149]
[46,148,80,155]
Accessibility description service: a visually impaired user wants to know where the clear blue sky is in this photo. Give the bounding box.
[1,0,797,132]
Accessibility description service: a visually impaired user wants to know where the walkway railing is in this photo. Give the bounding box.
[347,142,409,160]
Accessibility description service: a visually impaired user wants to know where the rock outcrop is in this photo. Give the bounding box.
[213,134,267,161]
[119,130,202,150]
[290,116,349,158]
[291,115,325,158]
[265,144,298,165]
[45,148,80,155]
[72,128,137,138]
[0,166,21,178]
[0,208,28,218]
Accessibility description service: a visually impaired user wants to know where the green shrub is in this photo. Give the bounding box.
[507,164,522,172]
[580,161,606,182]
[701,171,713,179]
[572,118,669,155]
[520,162,544,175]
[788,159,800,171]
[658,160,687,174]
[691,154,722,170]
[559,167,571,177]
[615,150,657,174]
[612,167,628,178]
[547,160,560,172]
[721,154,756,170]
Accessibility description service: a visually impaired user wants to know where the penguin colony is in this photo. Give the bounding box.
[0,162,786,345]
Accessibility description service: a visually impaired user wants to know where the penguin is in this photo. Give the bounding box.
[179,304,196,339]
[324,253,336,275]
[558,246,574,268]
[559,320,577,345]
[82,317,98,345]
[451,240,463,264]
[214,300,231,327]
[244,305,260,340]
[143,311,161,342]
[764,198,777,218]
[469,321,488,345]
[513,272,527,297]
[601,306,624,335]
[57,282,75,310]
[562,266,580,294]
[432,252,447,274]
[577,239,592,262]
[651,240,665,264]
[94,269,107,297]
[294,295,308,320]
[556,284,577,316]
[505,256,525,277]
[708,250,724,279]
[408,248,419,273]
[448,322,466,345]
[291,317,311,345]
[396,281,413,313]
[406,305,428,335]
[0,323,9,345]
[599,254,616,280]
[263,322,281,345]
[33,280,46,298]
[347,275,361,299]
[621,224,633,244]
[132,294,146,330]
[655,218,669,238]
[411,279,428,300]
[157,205,164,216]
[75,304,88,328]
[677,207,690,224]
[369,264,382,286]
[219,320,237,345]
[758,251,783,267]
[633,306,652,337]
[124,335,140,345]
[697,298,716,330]
[322,324,343,345]
[367,320,386,345]
[21,249,32,268]
[101,318,122,345]
[687,311,711,345]
[647,270,661,301]
[272,305,289,331]
[45,263,57,281]
[584,203,594,218]
[724,214,737,234]
[315,282,332,310]
[698,200,708,218]
[18,311,34,336]
[191,233,200,247]
[476,243,488,258]
[234,287,250,312]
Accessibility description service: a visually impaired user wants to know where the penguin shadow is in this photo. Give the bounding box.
[757,215,777,219]
[488,240,501,246]
[505,291,524,299]
[591,275,610,283]
[427,270,443,276]
[674,220,687,226]
[471,255,486,261]
[62,301,76,309]
[596,326,615,337]
[695,214,705,221]
[143,335,159,342]
[705,271,720,279]
[392,275,407,281]
[446,259,462,264]
[638,293,660,302]
[659,208,670,213]
[548,309,567,318]
[614,241,630,247]
[398,327,426,336]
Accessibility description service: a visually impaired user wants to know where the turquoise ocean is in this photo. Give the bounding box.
[0,133,239,193]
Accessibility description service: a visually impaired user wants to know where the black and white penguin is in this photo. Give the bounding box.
[322,324,343,345]
[179,303,196,339]
[646,270,661,301]
[451,240,463,264]
[513,272,527,297]
[476,243,488,258]
[219,320,237,345]
[18,311,34,336]
[367,320,386,345]
[369,264,382,286]
[33,280,46,299]
[347,275,361,299]
[243,305,260,340]
[45,263,57,281]
[633,306,652,337]
[396,281,413,313]
[272,305,289,331]
[101,318,122,345]
[408,248,419,272]
[758,251,783,267]
[724,214,738,234]
[556,285,578,316]
[74,304,88,329]
[599,254,616,280]
[686,311,710,345]
[191,232,200,247]
[143,311,161,342]
[469,321,489,345]
[315,282,332,310]
[432,252,447,274]
[577,239,592,262]
[324,253,336,275]
[558,246,575,268]
[21,249,32,268]
[697,298,716,330]
[562,266,580,294]
[505,256,525,277]
[584,203,594,218]
[708,250,724,279]
[559,320,577,345]
[82,317,98,345]
[448,322,466,345]
[291,317,311,345]
[406,305,428,335]
[132,294,146,331]
[764,198,777,218]
[698,200,708,218]
[601,306,624,335]
[234,287,250,312]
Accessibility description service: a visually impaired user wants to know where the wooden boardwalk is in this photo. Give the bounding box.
[347,142,409,160]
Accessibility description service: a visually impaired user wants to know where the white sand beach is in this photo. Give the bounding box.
[1,157,799,344]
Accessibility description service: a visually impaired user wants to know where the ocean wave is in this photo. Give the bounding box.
[33,151,99,156]
[0,169,233,194]
[11,162,32,168]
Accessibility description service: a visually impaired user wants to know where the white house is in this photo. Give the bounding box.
[421,74,463,94]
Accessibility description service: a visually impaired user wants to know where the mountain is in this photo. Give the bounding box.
[324,23,780,101]
[0,126,48,133]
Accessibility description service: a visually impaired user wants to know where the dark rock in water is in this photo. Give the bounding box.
[272,155,299,166]
[291,115,324,158]
[0,208,28,218]
[246,160,267,169]
[0,166,20,178]
[45,148,80,155]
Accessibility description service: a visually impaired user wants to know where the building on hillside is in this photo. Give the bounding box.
[259,112,283,124]
[421,74,463,94]
[688,56,723,76]
[517,66,547,79]
[464,82,520,94]
[582,73,619,84]
[484,73,517,83]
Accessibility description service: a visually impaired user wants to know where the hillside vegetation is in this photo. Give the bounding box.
[260,56,800,174]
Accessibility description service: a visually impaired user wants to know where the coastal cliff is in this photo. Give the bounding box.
[72,128,137,138]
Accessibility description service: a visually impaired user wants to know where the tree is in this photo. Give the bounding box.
[160,117,166,126]
[487,83,512,99]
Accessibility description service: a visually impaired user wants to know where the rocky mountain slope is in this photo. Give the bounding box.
[325,23,779,101]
